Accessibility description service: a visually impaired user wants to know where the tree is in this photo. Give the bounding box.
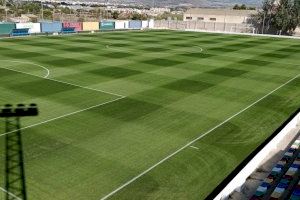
[250,0,300,35]
[233,4,239,10]
[60,7,74,15]
[117,12,131,20]
[233,4,252,10]
[240,4,247,10]
[43,9,52,20]
[131,12,148,20]
[0,7,5,21]
[112,11,118,19]
[294,0,300,18]
[273,0,299,34]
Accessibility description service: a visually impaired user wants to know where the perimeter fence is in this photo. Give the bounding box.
[154,20,256,34]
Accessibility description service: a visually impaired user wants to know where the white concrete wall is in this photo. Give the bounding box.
[115,21,127,29]
[295,27,300,36]
[124,21,129,29]
[214,112,300,200]
[142,20,149,28]
[149,19,154,28]
[155,20,254,33]
[16,23,41,33]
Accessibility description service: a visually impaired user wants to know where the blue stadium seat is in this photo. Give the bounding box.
[61,27,76,34]
[290,184,300,200]
[11,28,30,37]
[251,136,300,200]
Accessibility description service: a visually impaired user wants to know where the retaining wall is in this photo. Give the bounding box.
[129,20,142,29]
[100,21,115,30]
[213,111,300,200]
[16,23,41,33]
[0,23,16,35]
[41,22,62,33]
[142,20,149,28]
[63,22,82,32]
[82,22,99,31]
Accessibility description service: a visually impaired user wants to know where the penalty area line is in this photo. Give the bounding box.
[190,145,199,150]
[0,66,125,98]
[100,74,300,200]
[0,187,22,200]
[0,96,126,138]
[0,59,50,78]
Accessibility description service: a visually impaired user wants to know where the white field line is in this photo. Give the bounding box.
[1,59,50,78]
[198,42,300,68]
[177,45,203,54]
[0,66,125,98]
[105,44,129,52]
[105,44,122,51]
[199,48,203,52]
[216,53,300,68]
[0,96,125,138]
[196,46,203,53]
[181,29,300,40]
[190,145,199,150]
[0,187,22,200]
[100,73,300,200]
[106,44,204,53]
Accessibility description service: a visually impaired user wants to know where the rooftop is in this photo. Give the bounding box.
[185,8,257,16]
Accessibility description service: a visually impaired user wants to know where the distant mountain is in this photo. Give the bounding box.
[103,0,262,7]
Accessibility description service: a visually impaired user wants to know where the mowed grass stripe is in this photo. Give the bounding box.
[100,73,300,200]
[0,30,299,200]
[0,67,122,133]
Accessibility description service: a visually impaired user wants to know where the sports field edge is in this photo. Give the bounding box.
[0,65,126,137]
[0,30,299,199]
[100,74,300,200]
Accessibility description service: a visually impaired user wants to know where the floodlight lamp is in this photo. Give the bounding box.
[0,103,39,117]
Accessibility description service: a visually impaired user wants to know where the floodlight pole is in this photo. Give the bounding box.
[4,0,7,22]
[41,0,44,21]
[4,117,26,200]
[1,104,38,200]
[262,12,266,34]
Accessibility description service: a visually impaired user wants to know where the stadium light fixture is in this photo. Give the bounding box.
[0,103,38,117]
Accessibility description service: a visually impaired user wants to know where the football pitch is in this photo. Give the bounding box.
[0,30,300,200]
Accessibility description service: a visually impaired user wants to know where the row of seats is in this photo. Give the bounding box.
[10,27,76,37]
[251,138,300,200]
[290,180,300,200]
[271,156,300,199]
[11,28,30,36]
[61,27,76,34]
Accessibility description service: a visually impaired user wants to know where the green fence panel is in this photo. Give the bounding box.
[100,21,115,30]
[0,23,16,35]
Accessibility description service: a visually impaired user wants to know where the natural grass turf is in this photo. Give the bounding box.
[0,30,300,200]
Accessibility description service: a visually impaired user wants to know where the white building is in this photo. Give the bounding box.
[150,7,171,13]
[183,8,257,24]
[9,14,38,23]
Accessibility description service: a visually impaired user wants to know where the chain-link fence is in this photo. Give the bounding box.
[154,20,256,34]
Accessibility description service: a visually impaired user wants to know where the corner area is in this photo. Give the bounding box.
[210,109,300,200]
